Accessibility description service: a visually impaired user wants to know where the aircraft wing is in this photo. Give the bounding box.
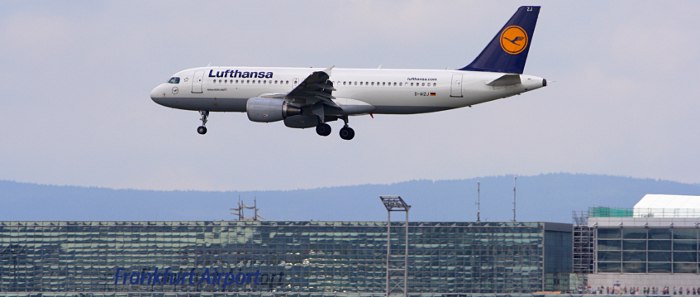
[286,67,339,109]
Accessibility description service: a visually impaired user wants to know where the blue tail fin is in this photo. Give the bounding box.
[460,6,540,74]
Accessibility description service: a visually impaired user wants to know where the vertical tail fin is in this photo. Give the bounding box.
[460,6,540,74]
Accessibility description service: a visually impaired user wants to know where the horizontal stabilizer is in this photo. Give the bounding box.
[487,74,521,86]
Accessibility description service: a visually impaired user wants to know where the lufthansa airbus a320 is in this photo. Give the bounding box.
[150,6,546,140]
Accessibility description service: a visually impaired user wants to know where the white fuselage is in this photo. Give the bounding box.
[150,66,546,115]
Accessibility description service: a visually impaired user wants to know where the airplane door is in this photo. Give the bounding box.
[192,71,204,93]
[450,73,463,97]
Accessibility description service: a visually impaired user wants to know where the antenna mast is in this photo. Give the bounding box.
[512,176,517,222]
[476,182,481,223]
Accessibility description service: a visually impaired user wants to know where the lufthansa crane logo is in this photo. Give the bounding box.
[500,25,528,55]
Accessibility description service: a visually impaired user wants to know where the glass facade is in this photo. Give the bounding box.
[0,221,571,294]
[543,223,573,290]
[596,227,700,273]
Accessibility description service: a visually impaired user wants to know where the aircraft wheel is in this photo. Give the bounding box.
[316,123,331,136]
[339,126,355,140]
[197,126,207,135]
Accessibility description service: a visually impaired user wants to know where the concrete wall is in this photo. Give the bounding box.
[589,273,700,290]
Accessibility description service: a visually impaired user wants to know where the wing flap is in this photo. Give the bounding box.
[286,67,337,107]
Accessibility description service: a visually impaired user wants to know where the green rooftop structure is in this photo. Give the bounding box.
[589,207,633,218]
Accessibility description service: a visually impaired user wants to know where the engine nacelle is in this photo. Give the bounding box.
[246,97,301,123]
[284,115,319,128]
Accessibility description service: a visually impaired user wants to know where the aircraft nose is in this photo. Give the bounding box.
[150,84,170,106]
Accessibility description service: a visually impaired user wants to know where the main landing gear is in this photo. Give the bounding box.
[315,117,355,140]
[339,116,355,140]
[197,111,209,135]
[339,125,355,140]
[316,123,331,136]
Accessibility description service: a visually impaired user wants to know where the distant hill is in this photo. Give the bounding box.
[2,174,700,223]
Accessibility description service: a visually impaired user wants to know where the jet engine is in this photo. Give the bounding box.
[246,97,301,123]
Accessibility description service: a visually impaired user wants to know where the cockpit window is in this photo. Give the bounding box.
[167,77,180,84]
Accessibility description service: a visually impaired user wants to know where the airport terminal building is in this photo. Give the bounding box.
[0,220,572,296]
[576,195,700,293]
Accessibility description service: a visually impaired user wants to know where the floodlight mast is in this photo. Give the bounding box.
[380,196,410,297]
[381,196,410,211]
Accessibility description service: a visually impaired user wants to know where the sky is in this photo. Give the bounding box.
[1,1,699,191]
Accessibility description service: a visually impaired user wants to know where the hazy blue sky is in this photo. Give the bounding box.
[1,1,698,191]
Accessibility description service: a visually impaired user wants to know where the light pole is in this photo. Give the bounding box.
[380,196,410,297]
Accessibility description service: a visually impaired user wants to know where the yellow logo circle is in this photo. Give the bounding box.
[500,25,528,55]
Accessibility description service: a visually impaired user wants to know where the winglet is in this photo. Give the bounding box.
[460,6,540,74]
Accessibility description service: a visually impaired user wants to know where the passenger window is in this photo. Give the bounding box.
[433,82,437,86]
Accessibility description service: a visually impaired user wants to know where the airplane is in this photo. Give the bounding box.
[150,6,545,140]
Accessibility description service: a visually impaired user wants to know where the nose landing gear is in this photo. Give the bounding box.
[197,111,209,135]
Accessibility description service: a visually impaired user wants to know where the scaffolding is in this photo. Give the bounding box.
[380,196,410,297]
[231,196,263,221]
[572,210,594,292]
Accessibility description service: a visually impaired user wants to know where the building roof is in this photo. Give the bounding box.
[633,194,700,218]
[634,194,700,209]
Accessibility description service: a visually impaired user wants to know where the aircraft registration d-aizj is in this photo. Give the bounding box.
[151,6,545,140]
